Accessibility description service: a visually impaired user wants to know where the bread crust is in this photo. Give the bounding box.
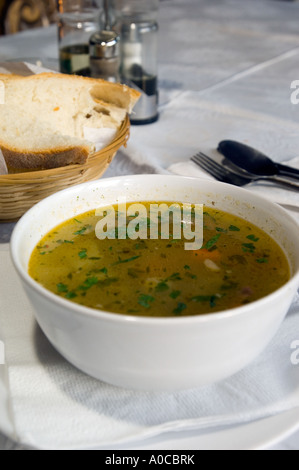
[2,145,90,170]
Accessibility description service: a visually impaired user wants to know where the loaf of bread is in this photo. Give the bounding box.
[0,73,140,170]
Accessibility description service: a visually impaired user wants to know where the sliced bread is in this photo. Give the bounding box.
[0,73,140,170]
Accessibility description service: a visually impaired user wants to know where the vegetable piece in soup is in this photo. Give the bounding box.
[28,203,290,317]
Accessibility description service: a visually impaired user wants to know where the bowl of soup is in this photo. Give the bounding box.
[11,175,299,391]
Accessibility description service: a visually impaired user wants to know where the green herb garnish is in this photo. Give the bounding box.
[138,294,155,309]
[78,249,87,259]
[79,277,99,291]
[186,272,197,280]
[155,282,169,293]
[166,272,182,282]
[66,292,77,299]
[256,258,269,264]
[173,302,187,315]
[57,283,68,293]
[229,225,240,232]
[74,227,88,236]
[247,235,259,242]
[242,243,256,253]
[192,295,218,308]
[170,290,181,299]
[113,255,141,265]
[203,234,221,251]
[98,267,108,274]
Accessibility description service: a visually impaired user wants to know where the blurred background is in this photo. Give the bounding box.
[0,0,57,35]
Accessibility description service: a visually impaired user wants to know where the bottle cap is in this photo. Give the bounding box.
[89,31,120,59]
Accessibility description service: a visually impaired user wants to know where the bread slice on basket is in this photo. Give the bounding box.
[0,73,140,171]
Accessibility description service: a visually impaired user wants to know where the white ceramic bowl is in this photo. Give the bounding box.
[11,175,299,391]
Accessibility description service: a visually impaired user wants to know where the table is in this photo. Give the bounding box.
[0,0,299,450]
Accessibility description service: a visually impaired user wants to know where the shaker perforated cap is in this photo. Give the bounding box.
[89,30,120,59]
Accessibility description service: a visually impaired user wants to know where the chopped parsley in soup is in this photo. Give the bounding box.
[28,202,290,317]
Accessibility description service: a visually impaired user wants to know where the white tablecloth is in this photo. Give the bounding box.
[0,0,299,450]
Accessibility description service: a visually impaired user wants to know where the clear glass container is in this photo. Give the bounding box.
[57,0,101,76]
[114,0,159,22]
[117,0,159,124]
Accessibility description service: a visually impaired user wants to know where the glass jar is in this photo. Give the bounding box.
[57,0,101,76]
[117,0,159,124]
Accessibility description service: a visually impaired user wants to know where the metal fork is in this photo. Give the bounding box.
[191,152,299,191]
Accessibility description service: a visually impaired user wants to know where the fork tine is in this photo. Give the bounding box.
[191,155,225,181]
[191,152,251,187]
[197,153,232,177]
[198,152,252,180]
[192,154,228,180]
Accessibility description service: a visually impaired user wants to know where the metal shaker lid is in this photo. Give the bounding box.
[89,31,120,59]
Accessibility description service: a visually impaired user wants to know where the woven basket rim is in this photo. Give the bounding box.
[0,115,130,184]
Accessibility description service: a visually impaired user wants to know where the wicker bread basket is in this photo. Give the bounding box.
[0,115,130,221]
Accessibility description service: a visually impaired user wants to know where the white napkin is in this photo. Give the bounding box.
[83,127,117,153]
[0,150,8,175]
[169,153,299,222]
[0,250,298,450]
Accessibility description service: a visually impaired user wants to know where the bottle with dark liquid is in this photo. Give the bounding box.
[59,44,90,75]
[119,1,159,125]
[58,7,99,76]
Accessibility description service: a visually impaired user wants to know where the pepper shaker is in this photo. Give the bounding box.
[89,30,120,82]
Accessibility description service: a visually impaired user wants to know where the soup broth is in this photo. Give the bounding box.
[28,203,290,317]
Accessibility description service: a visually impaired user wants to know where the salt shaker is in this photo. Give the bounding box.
[89,30,120,82]
[119,0,159,125]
